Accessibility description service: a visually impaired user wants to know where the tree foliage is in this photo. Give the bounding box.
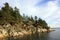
[0,2,22,25]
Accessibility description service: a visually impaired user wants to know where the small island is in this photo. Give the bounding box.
[0,3,54,39]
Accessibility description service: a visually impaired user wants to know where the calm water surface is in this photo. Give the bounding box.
[38,28,60,40]
[4,28,60,40]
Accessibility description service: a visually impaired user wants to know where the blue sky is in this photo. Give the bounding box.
[0,0,60,28]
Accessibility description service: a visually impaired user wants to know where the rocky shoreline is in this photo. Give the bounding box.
[0,28,54,39]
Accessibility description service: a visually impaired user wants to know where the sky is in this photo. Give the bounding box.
[0,0,60,28]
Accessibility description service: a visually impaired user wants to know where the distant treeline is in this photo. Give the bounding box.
[0,2,50,30]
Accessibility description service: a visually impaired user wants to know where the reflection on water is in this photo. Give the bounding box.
[1,28,60,40]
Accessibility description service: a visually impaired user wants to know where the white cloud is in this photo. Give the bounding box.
[19,0,60,28]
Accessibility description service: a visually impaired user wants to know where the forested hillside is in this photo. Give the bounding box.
[0,3,50,37]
